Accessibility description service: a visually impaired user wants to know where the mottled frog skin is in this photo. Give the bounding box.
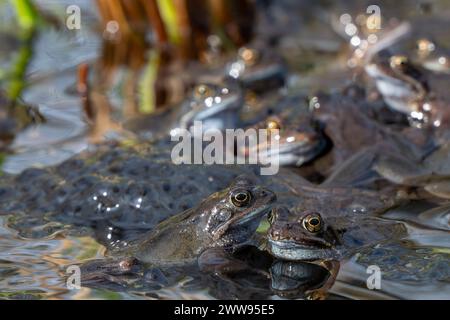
[77,177,276,286]
[127,176,276,265]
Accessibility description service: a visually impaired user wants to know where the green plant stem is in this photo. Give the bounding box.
[9,0,40,30]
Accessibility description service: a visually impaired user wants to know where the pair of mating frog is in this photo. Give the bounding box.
[77,170,414,300]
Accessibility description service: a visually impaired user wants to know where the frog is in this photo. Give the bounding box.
[374,17,450,75]
[365,46,450,133]
[124,80,244,140]
[128,176,276,264]
[261,169,409,299]
[77,176,276,283]
[237,94,327,168]
[267,204,407,262]
[125,42,288,141]
[266,204,407,299]
[225,45,287,94]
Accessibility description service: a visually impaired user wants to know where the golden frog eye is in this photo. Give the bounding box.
[302,213,323,233]
[238,47,259,66]
[266,119,281,131]
[390,55,409,69]
[231,189,252,207]
[193,84,213,100]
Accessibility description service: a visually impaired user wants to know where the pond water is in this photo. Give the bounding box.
[0,0,449,300]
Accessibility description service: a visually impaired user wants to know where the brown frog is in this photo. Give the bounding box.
[365,49,450,135]
[78,176,276,283]
[238,94,326,168]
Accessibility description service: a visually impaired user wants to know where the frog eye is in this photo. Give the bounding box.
[238,47,259,66]
[302,213,323,233]
[193,84,213,100]
[231,189,252,207]
[266,119,281,131]
[390,55,409,69]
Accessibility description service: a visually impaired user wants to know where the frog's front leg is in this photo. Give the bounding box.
[305,260,340,300]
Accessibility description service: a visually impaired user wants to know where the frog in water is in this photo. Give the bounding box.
[124,80,244,140]
[79,176,276,280]
[365,49,450,133]
[375,18,450,75]
[128,176,276,264]
[238,94,326,168]
[266,205,407,299]
[225,45,286,94]
[125,44,287,141]
[263,172,408,299]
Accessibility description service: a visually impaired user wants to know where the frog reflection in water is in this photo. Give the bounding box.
[125,81,243,140]
[80,176,276,280]
[270,260,331,299]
